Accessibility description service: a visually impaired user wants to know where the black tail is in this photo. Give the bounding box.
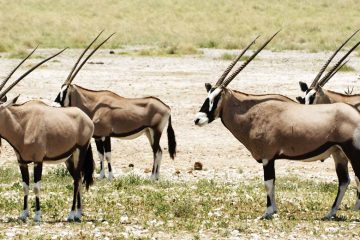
[167,116,176,159]
[82,143,95,190]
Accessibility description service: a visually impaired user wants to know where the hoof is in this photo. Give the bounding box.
[74,209,82,222]
[150,175,159,181]
[67,211,75,222]
[18,210,29,221]
[260,213,274,220]
[98,171,106,179]
[33,211,41,222]
[108,173,114,181]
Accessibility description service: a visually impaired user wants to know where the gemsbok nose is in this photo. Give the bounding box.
[194,118,200,125]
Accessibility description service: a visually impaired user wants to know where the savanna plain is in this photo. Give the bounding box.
[1,0,360,239]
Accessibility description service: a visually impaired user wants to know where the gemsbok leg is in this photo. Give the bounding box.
[339,142,360,213]
[104,137,113,180]
[324,149,350,219]
[33,163,43,222]
[146,128,162,180]
[66,143,94,222]
[19,162,30,221]
[262,159,277,219]
[95,138,106,179]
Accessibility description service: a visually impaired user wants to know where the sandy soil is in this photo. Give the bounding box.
[0,48,359,183]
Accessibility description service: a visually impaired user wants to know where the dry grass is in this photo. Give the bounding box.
[0,0,360,53]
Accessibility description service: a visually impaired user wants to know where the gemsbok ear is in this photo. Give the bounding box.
[0,95,7,103]
[205,83,212,92]
[1,95,19,108]
[299,81,308,92]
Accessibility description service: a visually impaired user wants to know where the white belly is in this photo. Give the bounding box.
[116,128,148,140]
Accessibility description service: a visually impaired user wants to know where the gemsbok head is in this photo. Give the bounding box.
[0,47,96,222]
[55,32,176,181]
[194,32,360,220]
[296,29,360,106]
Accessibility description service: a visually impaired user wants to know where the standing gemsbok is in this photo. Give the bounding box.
[0,48,95,222]
[194,32,360,219]
[296,29,360,107]
[294,30,360,218]
[55,32,176,180]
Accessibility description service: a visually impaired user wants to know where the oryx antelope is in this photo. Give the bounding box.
[295,30,360,218]
[297,29,360,107]
[0,48,95,222]
[194,32,360,219]
[55,32,176,181]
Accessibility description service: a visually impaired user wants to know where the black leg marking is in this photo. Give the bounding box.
[262,160,277,219]
[34,163,42,212]
[95,138,106,178]
[19,164,29,212]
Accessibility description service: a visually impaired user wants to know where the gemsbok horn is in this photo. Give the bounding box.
[55,32,176,181]
[0,47,96,222]
[194,31,360,219]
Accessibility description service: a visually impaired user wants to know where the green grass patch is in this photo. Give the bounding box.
[0,167,359,238]
[0,1,360,53]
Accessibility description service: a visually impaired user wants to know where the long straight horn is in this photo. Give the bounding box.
[318,60,349,87]
[215,36,260,87]
[0,46,38,91]
[0,48,67,100]
[222,30,280,87]
[310,29,360,88]
[68,33,115,84]
[317,40,360,88]
[65,30,104,85]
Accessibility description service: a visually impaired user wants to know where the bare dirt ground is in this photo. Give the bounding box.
[0,48,360,239]
[1,48,359,181]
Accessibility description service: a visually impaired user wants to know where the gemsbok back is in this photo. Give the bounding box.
[55,32,176,180]
[194,32,360,219]
[0,48,95,222]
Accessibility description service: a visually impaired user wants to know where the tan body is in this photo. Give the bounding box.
[221,90,358,161]
[0,99,95,222]
[314,89,360,109]
[1,100,93,161]
[56,84,176,180]
[68,85,170,138]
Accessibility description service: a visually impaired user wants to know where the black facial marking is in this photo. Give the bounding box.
[296,96,305,104]
[308,92,315,104]
[198,89,222,123]
[54,86,68,106]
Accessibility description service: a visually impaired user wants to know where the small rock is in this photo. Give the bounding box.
[109,50,115,54]
[129,163,134,168]
[175,169,181,175]
[144,168,151,173]
[194,162,203,170]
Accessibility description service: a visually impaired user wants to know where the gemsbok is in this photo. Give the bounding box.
[296,29,360,107]
[55,32,176,180]
[194,32,360,219]
[0,48,95,222]
[295,30,360,218]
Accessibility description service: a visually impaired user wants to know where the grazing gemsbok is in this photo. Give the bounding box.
[194,32,360,219]
[0,48,95,222]
[55,32,176,180]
